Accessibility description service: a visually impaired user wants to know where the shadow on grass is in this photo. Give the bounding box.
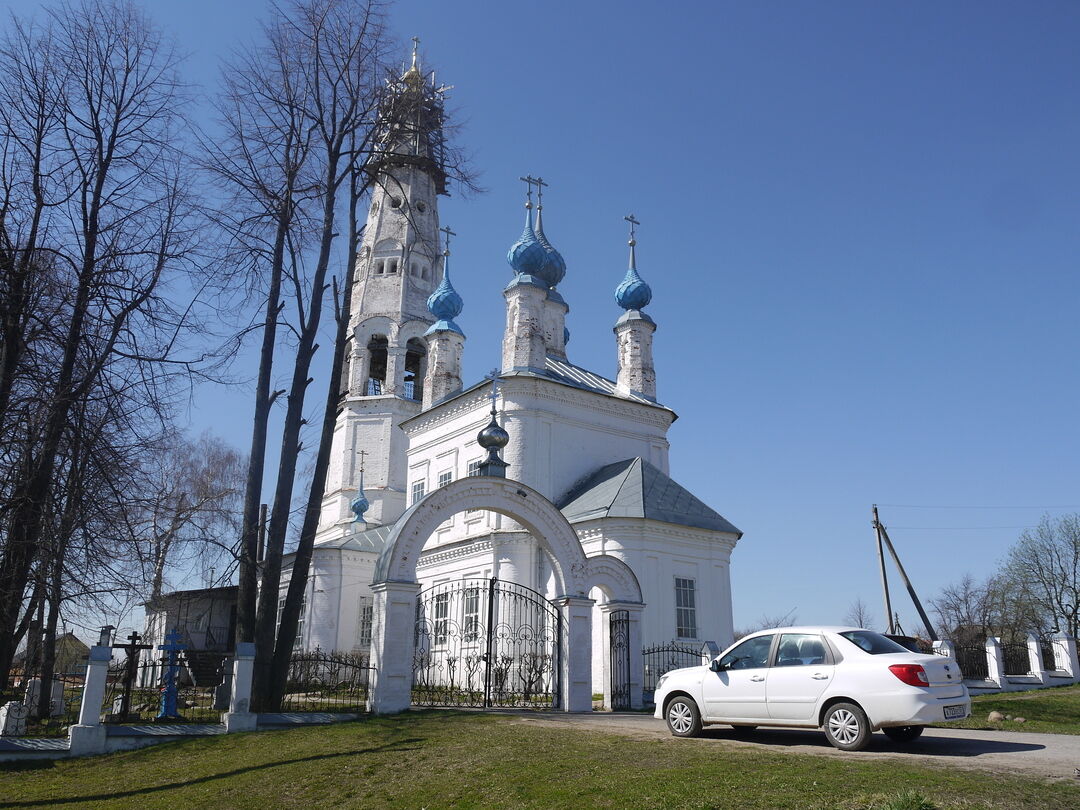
[699,727,1046,756]
[0,738,423,808]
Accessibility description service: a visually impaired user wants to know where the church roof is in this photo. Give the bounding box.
[313,524,394,553]
[504,356,667,409]
[558,457,742,536]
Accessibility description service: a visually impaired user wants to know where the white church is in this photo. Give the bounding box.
[278,52,743,712]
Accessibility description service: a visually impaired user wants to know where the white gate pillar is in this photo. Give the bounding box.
[1026,633,1050,685]
[369,580,420,714]
[225,642,257,732]
[556,595,595,712]
[68,644,112,756]
[986,637,1005,690]
[1052,632,1079,681]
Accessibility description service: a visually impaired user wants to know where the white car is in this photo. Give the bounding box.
[653,626,970,751]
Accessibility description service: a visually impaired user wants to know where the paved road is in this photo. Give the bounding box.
[507,712,1080,782]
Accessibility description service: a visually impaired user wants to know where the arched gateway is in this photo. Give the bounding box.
[368,476,643,713]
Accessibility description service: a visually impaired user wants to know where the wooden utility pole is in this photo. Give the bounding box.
[872,506,939,642]
[872,505,895,634]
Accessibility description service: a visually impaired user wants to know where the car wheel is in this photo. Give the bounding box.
[823,702,871,751]
[882,725,924,743]
[665,696,702,737]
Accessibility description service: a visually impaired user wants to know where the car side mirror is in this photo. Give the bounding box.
[709,659,725,672]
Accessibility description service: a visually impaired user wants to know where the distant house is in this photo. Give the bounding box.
[141,586,237,686]
[10,632,91,684]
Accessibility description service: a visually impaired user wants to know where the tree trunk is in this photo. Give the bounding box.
[269,171,363,706]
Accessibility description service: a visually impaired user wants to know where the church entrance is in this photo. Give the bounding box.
[608,609,632,711]
[412,577,561,710]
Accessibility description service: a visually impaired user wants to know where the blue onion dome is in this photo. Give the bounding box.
[350,491,369,522]
[507,202,548,278]
[533,205,566,288]
[425,252,464,336]
[615,233,652,311]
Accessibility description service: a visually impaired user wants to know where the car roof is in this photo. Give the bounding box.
[743,626,865,636]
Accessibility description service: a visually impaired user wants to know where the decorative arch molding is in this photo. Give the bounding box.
[374,477,588,597]
[585,554,643,604]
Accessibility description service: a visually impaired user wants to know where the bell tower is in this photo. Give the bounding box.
[319,41,454,535]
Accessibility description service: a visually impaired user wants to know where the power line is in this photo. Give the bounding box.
[888,526,1032,531]
[876,504,1080,510]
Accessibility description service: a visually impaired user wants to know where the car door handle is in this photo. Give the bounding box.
[811,673,829,680]
[750,675,765,682]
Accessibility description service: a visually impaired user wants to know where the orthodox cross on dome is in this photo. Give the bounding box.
[519,175,539,206]
[534,176,549,206]
[351,449,370,523]
[485,368,501,412]
[440,224,456,256]
[625,214,640,271]
[411,36,420,61]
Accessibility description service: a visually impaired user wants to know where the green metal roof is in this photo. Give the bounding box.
[558,457,742,537]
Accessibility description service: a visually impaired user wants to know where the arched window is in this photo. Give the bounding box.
[404,337,427,402]
[366,335,388,395]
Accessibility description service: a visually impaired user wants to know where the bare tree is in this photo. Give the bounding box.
[1005,514,1080,638]
[0,0,203,688]
[843,597,875,630]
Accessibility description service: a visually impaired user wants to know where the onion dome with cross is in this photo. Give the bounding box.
[425,225,465,336]
[614,214,652,312]
[532,177,566,288]
[506,177,549,281]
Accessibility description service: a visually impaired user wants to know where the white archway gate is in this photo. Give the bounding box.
[368,477,642,714]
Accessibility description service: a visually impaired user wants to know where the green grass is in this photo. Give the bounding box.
[944,683,1080,735]
[1,712,1078,809]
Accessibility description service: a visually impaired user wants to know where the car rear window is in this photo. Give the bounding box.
[838,631,909,654]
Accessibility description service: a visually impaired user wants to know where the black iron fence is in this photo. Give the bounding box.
[1040,640,1057,672]
[1000,642,1031,676]
[0,674,83,737]
[282,650,372,713]
[102,654,227,724]
[952,645,990,680]
[642,642,701,701]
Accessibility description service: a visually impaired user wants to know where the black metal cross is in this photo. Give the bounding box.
[440,224,456,255]
[485,368,500,410]
[535,176,548,205]
[115,631,152,721]
[625,213,640,242]
[519,175,539,203]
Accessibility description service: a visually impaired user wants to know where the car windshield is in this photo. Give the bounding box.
[838,630,910,655]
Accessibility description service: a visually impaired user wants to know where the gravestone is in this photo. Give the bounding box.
[23,678,65,717]
[0,701,29,736]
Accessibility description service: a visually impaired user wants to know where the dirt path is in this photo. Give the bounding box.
[507,712,1080,782]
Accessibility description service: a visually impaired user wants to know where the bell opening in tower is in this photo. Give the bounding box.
[367,335,388,395]
[404,337,427,402]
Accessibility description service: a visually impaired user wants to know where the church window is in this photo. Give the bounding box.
[356,595,374,654]
[438,470,453,488]
[275,594,307,650]
[433,592,449,646]
[387,258,398,275]
[467,460,482,477]
[675,578,697,639]
[463,587,480,642]
[389,196,402,209]
[373,259,385,276]
[411,479,426,504]
[416,200,426,213]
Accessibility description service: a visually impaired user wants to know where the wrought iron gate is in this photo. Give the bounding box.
[609,609,631,710]
[412,578,561,710]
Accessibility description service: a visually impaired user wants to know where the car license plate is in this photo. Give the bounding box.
[943,704,966,720]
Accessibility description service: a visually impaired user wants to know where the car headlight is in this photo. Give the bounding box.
[656,674,669,691]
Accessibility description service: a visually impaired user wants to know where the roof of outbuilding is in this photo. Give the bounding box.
[557,457,742,537]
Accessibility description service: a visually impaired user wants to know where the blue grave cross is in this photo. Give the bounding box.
[155,627,186,722]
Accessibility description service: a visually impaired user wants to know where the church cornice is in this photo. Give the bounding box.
[572,516,740,552]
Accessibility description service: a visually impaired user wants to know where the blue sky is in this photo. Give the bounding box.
[9,0,1080,633]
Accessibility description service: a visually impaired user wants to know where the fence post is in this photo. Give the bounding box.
[1026,633,1049,685]
[985,637,1005,690]
[932,639,955,658]
[224,642,258,732]
[67,644,112,756]
[1052,632,1079,683]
